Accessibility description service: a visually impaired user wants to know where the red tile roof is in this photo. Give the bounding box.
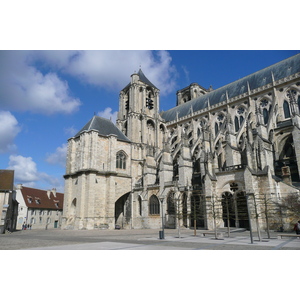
[21,186,64,210]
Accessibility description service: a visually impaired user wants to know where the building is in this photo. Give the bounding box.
[16,185,64,230]
[0,170,18,233]
[62,54,300,231]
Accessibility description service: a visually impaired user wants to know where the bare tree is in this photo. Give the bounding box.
[274,193,300,229]
[206,194,223,239]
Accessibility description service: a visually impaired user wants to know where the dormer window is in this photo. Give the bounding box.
[35,199,41,204]
[27,197,32,203]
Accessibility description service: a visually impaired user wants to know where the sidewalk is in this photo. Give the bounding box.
[1,227,299,250]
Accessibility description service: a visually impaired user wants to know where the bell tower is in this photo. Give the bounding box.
[117,69,160,147]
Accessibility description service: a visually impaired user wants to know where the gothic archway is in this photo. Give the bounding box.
[221,192,235,227]
[191,194,205,228]
[165,192,176,228]
[115,192,131,228]
[235,191,249,229]
[275,135,299,182]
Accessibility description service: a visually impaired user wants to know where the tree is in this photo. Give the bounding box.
[206,194,223,239]
[274,193,300,229]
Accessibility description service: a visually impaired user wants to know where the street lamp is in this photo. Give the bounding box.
[159,196,164,239]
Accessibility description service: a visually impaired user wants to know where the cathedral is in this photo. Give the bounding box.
[62,53,300,231]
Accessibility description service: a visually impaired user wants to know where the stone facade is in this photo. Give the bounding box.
[62,55,300,231]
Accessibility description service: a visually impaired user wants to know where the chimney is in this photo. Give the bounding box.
[16,184,23,190]
[51,188,57,198]
[47,190,51,199]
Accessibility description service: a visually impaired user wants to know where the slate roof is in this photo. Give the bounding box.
[74,115,131,142]
[161,53,300,122]
[122,68,158,91]
[21,186,64,210]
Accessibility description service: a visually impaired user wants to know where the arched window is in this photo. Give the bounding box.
[149,195,160,215]
[173,157,179,180]
[234,116,239,132]
[284,100,291,118]
[215,123,219,136]
[215,113,224,136]
[263,108,269,124]
[116,151,126,169]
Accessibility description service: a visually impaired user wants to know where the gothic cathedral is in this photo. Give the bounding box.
[62,54,300,231]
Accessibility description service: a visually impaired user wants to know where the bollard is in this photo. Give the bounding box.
[159,230,164,239]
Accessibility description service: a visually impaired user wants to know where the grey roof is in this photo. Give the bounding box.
[161,53,300,122]
[122,68,158,91]
[74,116,131,142]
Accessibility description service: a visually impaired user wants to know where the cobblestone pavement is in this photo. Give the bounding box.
[1,228,300,250]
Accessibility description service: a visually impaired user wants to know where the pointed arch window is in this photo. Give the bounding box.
[215,113,224,136]
[116,151,126,169]
[283,100,291,118]
[149,195,160,215]
[215,123,219,136]
[263,108,269,124]
[234,116,239,132]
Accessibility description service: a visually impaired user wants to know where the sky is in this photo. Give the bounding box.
[0,50,299,192]
[1,1,299,294]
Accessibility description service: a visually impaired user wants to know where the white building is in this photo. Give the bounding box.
[16,185,64,230]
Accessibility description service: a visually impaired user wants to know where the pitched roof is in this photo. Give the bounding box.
[136,69,158,89]
[161,53,300,122]
[0,170,14,191]
[21,186,64,210]
[74,115,131,142]
[122,68,158,91]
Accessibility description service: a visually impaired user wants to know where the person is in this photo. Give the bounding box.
[293,220,300,235]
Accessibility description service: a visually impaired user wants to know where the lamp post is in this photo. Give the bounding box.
[159,196,165,239]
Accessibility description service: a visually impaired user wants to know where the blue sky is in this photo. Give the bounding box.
[0,50,299,191]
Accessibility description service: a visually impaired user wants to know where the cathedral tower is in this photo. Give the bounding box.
[117,69,161,148]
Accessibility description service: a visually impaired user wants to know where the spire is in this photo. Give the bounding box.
[137,69,158,89]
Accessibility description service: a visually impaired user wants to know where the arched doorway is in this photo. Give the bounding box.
[191,194,205,228]
[165,192,176,228]
[115,192,131,228]
[235,191,249,229]
[70,198,76,215]
[275,135,300,182]
[221,192,235,227]
[221,191,249,229]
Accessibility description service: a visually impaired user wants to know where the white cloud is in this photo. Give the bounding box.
[98,107,118,123]
[7,155,39,183]
[0,50,177,114]
[64,50,177,95]
[7,154,65,191]
[64,126,78,137]
[0,51,81,114]
[0,111,21,153]
[46,144,67,167]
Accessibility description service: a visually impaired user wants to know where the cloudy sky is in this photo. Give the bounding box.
[0,50,298,191]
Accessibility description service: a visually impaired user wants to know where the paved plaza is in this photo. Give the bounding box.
[1,227,300,250]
